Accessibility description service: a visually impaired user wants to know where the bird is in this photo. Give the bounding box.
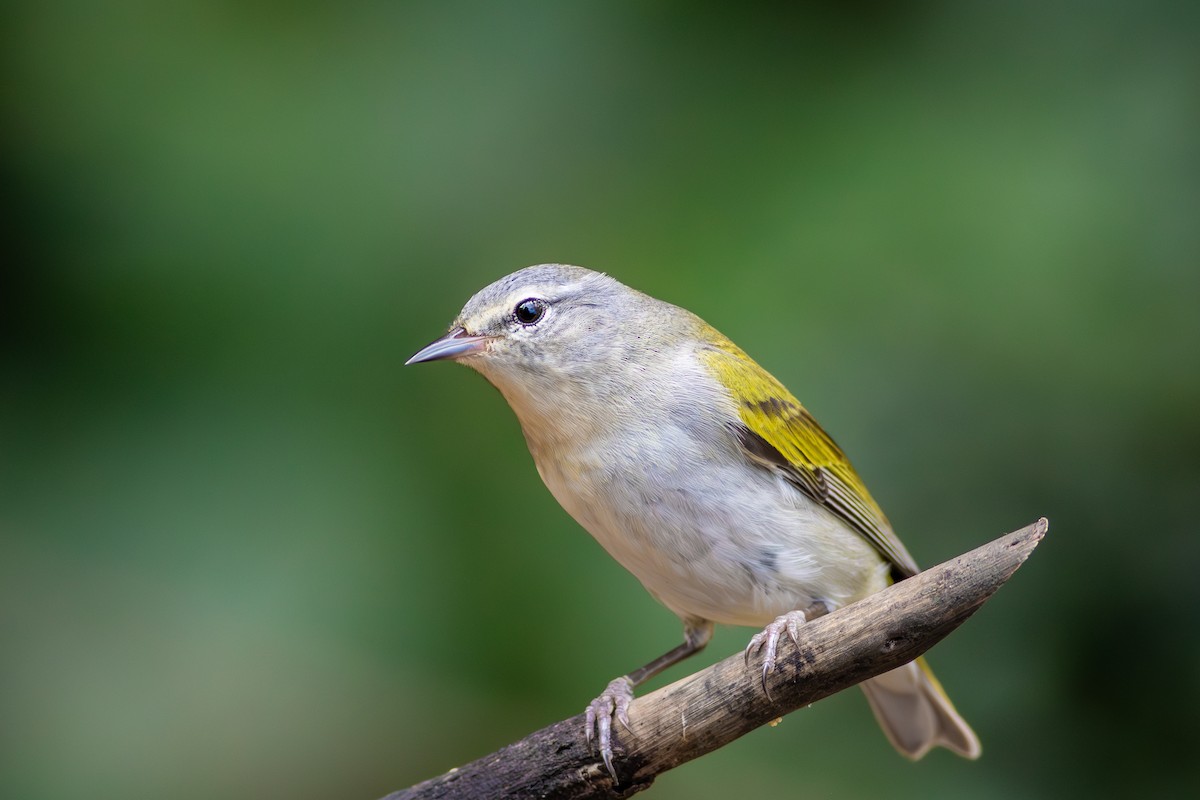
[406,263,980,779]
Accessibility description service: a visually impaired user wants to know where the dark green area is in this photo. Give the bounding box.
[3,2,1198,798]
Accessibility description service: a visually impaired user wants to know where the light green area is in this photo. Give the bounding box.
[3,2,1198,798]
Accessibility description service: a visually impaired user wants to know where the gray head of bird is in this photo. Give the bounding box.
[407,264,687,418]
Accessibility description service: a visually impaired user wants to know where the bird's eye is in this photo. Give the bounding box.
[513,298,547,325]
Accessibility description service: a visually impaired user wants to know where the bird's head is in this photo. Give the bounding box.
[407,264,680,419]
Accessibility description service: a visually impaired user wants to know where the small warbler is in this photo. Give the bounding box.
[408,264,980,777]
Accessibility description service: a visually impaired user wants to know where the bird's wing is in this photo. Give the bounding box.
[700,337,920,579]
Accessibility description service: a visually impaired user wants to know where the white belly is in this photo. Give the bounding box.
[533,431,889,628]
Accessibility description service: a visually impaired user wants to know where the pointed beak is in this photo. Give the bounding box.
[405,327,492,365]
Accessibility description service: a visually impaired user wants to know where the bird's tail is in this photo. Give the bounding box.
[859,658,981,760]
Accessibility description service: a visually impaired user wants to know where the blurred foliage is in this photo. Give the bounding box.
[2,1,1199,798]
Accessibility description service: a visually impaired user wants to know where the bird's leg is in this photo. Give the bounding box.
[586,618,713,781]
[744,600,831,695]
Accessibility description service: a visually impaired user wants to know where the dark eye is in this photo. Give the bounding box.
[513,298,547,325]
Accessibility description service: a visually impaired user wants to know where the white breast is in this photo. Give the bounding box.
[521,351,888,628]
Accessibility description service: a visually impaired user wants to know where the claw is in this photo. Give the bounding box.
[585,676,635,782]
[744,610,811,698]
[615,701,632,734]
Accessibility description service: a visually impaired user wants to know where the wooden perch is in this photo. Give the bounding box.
[383,519,1047,800]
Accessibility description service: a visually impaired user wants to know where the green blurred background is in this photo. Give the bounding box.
[3,2,1198,798]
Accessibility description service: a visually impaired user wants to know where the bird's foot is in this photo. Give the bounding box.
[585,676,635,782]
[744,610,810,696]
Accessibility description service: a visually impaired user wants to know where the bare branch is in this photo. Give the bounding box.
[384,519,1047,800]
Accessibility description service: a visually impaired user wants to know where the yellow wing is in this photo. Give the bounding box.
[700,334,920,579]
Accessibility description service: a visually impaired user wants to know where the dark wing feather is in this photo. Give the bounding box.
[701,336,920,580]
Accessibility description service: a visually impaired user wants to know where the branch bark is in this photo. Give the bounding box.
[384,519,1047,800]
